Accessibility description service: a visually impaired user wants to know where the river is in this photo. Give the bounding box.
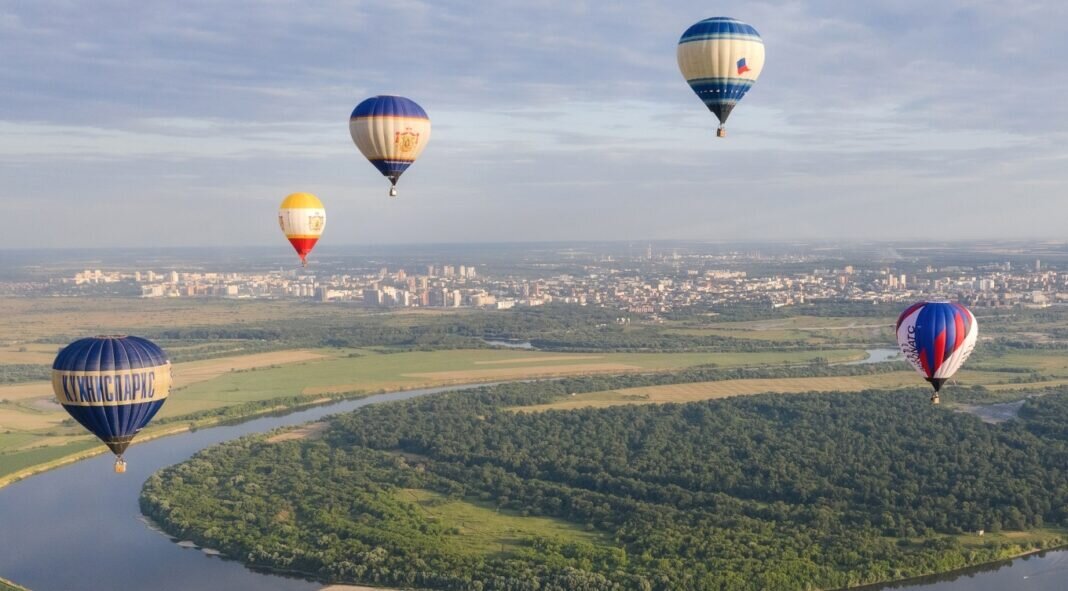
[1,378,1065,591]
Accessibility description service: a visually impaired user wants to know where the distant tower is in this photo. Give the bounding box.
[1035,259,1041,272]
[646,244,653,260]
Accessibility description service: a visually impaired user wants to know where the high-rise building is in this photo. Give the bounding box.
[363,288,383,306]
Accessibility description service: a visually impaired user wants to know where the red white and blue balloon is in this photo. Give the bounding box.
[896,301,978,394]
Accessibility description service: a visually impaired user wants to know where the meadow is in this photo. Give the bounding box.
[393,488,609,557]
[0,343,864,484]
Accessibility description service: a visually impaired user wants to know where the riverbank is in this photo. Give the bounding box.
[0,391,369,491]
[0,576,27,591]
[845,534,1068,590]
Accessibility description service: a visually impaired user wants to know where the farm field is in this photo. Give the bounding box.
[173,347,866,404]
[0,298,341,344]
[661,315,898,345]
[519,363,1068,413]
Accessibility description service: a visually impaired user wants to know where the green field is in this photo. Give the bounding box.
[168,347,867,412]
[522,362,1068,412]
[0,346,866,483]
[7,341,1068,483]
[395,488,609,557]
[0,438,98,476]
[661,315,897,345]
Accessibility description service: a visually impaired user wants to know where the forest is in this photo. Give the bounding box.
[142,377,1068,591]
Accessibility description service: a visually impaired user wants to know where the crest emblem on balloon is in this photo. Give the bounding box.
[278,192,326,267]
[396,129,420,154]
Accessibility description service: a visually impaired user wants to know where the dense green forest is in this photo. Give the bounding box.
[143,378,1068,591]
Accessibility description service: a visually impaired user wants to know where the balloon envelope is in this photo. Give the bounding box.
[349,95,431,192]
[896,301,978,391]
[278,192,326,265]
[51,335,172,457]
[677,17,764,129]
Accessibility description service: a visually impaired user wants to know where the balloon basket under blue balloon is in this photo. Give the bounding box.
[114,457,127,474]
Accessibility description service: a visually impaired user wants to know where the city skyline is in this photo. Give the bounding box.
[2,1,1067,248]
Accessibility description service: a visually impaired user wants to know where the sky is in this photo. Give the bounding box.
[1,0,1066,248]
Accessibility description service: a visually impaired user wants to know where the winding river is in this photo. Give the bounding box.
[0,368,1064,591]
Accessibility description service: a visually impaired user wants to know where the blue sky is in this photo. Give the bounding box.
[1,1,1065,248]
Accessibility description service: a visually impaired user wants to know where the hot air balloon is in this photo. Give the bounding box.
[349,95,431,197]
[51,335,172,473]
[896,302,978,404]
[677,17,765,137]
[278,192,326,267]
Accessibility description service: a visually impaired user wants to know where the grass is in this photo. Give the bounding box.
[2,341,1061,483]
[955,527,1066,549]
[0,438,99,476]
[394,488,609,557]
[172,348,867,404]
[0,577,28,591]
[0,298,343,344]
[659,315,899,347]
[0,432,38,449]
[519,367,1065,413]
[0,346,865,483]
[0,343,63,364]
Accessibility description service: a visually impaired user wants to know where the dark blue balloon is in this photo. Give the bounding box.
[51,336,171,457]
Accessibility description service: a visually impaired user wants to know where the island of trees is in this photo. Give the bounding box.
[142,377,1068,591]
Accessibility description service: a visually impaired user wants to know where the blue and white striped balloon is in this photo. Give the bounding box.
[51,335,172,471]
[677,17,765,136]
[349,95,431,197]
